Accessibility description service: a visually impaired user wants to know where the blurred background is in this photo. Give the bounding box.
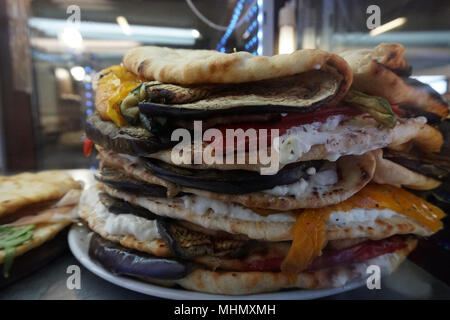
[0,0,449,173]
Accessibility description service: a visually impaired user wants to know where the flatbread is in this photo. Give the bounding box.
[78,191,171,257]
[98,148,376,211]
[101,185,431,242]
[0,220,72,264]
[388,120,443,154]
[0,171,82,218]
[339,43,448,118]
[123,47,352,104]
[373,149,441,190]
[160,237,418,295]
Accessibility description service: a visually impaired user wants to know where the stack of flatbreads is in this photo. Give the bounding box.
[0,171,81,281]
[80,45,446,295]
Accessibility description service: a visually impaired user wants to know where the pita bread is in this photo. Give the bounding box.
[158,238,418,295]
[339,43,448,118]
[78,189,171,257]
[123,47,352,102]
[0,220,72,264]
[373,149,441,190]
[98,147,376,210]
[0,171,82,218]
[388,120,443,154]
[101,184,431,242]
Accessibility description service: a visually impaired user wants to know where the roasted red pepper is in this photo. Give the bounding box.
[83,137,93,157]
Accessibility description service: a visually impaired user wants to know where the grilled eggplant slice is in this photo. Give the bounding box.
[400,77,449,119]
[402,77,448,107]
[143,158,323,194]
[98,192,158,220]
[86,112,175,155]
[384,149,450,181]
[139,71,340,119]
[95,166,168,197]
[397,104,442,125]
[89,233,188,280]
[157,219,250,260]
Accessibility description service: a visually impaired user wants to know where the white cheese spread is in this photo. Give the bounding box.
[181,195,296,222]
[80,186,160,241]
[263,163,338,198]
[328,208,401,227]
[276,115,392,164]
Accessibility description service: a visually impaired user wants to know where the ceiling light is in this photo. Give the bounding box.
[370,17,407,36]
[191,29,200,39]
[116,16,131,35]
[70,66,86,81]
[58,26,83,49]
[55,68,70,80]
[30,18,200,46]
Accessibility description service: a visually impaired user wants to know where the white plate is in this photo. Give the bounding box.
[69,224,366,300]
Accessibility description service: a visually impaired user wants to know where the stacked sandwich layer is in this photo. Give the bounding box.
[340,43,449,191]
[0,171,81,281]
[82,46,446,295]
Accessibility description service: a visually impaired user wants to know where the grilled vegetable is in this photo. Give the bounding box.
[139,71,340,119]
[139,112,170,136]
[119,83,146,125]
[402,77,448,109]
[95,166,168,198]
[344,90,397,128]
[432,183,450,204]
[384,149,450,181]
[83,138,93,157]
[89,233,188,280]
[98,192,159,220]
[85,112,176,155]
[397,104,442,125]
[142,158,323,194]
[157,219,249,260]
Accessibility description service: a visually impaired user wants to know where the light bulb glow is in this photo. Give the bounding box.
[278,25,295,54]
[70,66,85,81]
[116,16,131,35]
[191,29,200,38]
[370,17,407,36]
[58,26,83,49]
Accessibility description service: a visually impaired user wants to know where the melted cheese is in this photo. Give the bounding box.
[281,183,445,274]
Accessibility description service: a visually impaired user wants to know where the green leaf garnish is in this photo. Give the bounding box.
[0,225,35,278]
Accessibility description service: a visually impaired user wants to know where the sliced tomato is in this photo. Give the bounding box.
[212,105,361,153]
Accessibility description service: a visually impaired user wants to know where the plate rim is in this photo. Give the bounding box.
[68,224,366,300]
